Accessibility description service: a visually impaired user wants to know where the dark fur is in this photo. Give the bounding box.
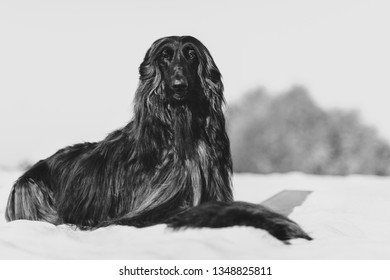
[5,36,311,241]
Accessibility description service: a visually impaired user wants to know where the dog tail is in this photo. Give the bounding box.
[5,175,59,224]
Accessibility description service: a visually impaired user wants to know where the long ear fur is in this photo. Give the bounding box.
[191,37,232,170]
[185,37,233,201]
[132,38,171,167]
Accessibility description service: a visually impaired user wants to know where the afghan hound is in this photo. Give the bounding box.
[5,36,311,241]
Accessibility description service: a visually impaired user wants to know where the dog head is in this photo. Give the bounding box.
[136,36,224,108]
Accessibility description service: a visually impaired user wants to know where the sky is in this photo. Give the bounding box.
[1,0,390,166]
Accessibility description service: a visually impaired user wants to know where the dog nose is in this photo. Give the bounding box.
[172,78,188,91]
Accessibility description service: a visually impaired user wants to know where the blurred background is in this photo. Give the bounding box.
[1,0,390,175]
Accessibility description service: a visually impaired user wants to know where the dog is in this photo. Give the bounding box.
[5,36,311,241]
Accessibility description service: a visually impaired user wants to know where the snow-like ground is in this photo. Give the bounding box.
[0,169,389,259]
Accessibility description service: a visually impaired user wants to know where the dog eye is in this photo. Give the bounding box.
[161,49,171,60]
[187,49,196,60]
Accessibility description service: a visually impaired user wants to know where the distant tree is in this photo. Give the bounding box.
[227,86,390,175]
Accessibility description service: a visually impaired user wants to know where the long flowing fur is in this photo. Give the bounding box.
[5,36,311,241]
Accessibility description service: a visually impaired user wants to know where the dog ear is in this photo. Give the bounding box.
[138,43,159,80]
[194,43,225,113]
[134,38,168,118]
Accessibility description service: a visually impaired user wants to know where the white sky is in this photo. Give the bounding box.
[1,0,390,166]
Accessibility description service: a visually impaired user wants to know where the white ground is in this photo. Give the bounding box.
[0,170,389,259]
